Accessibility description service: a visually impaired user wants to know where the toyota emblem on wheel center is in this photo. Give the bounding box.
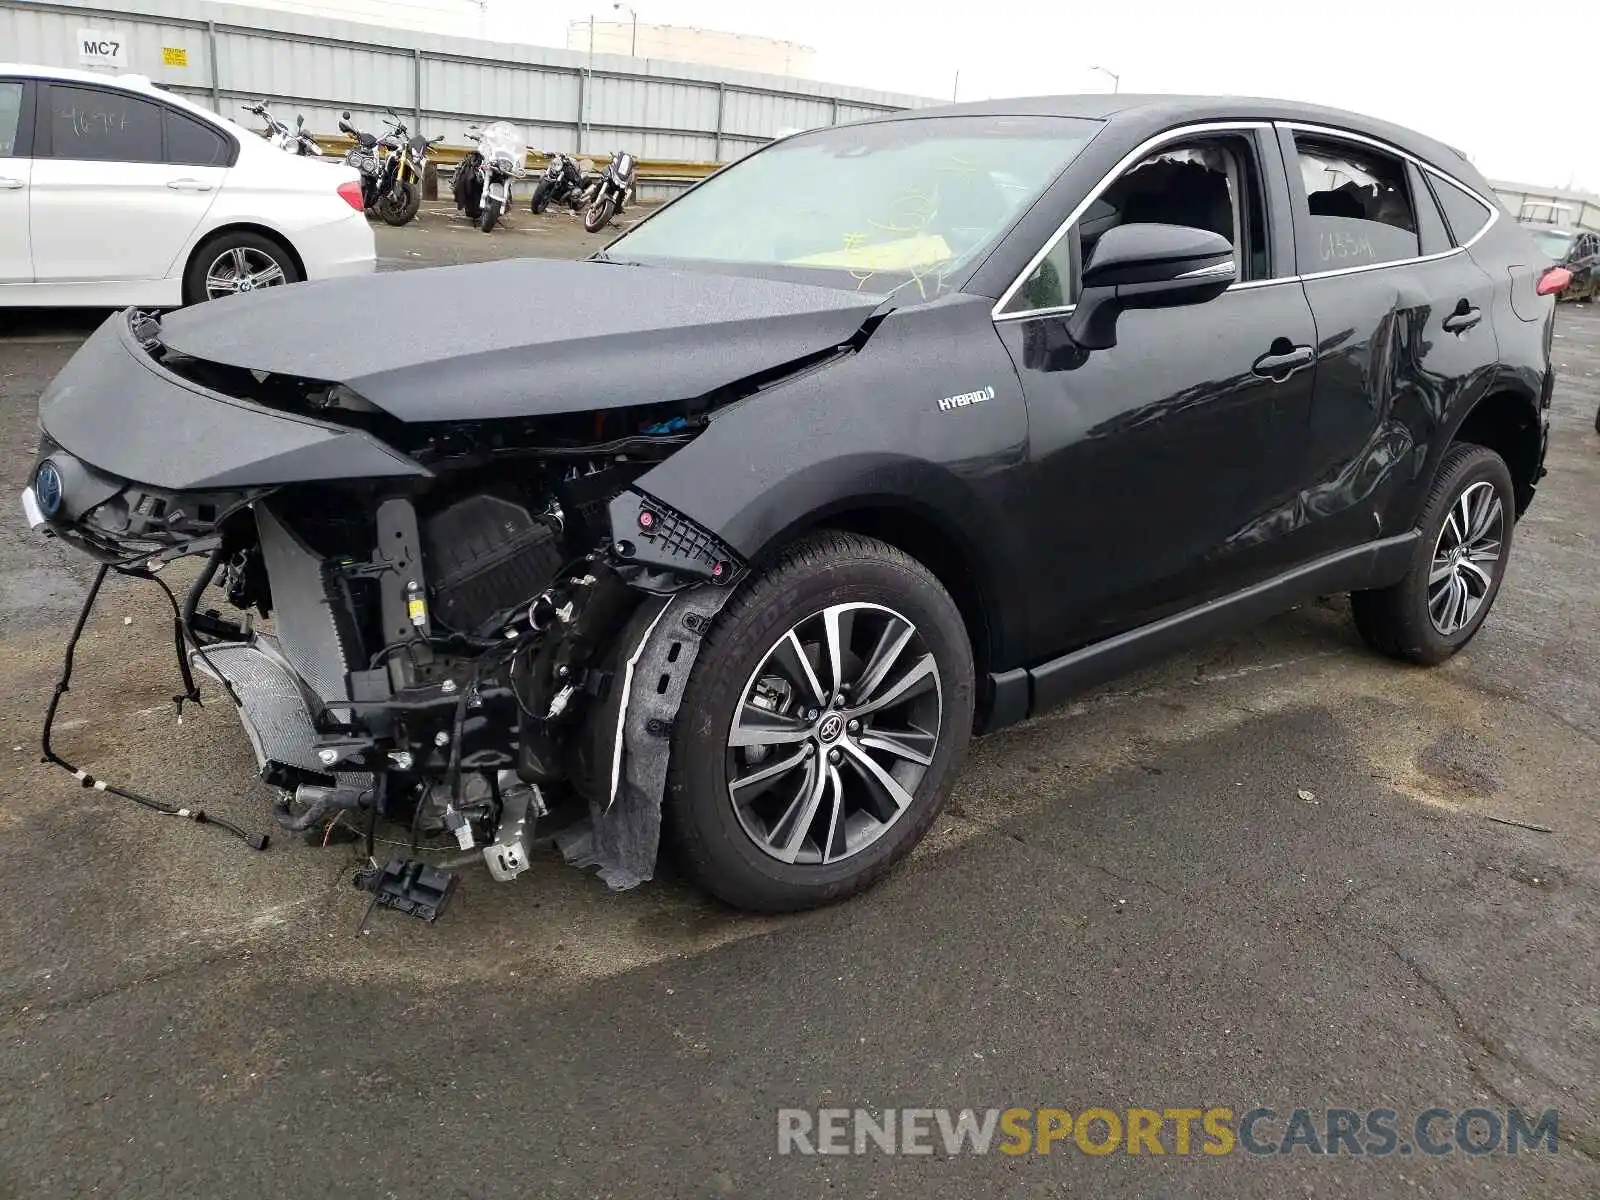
[817,713,844,743]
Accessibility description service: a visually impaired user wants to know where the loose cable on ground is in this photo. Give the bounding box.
[39,563,269,851]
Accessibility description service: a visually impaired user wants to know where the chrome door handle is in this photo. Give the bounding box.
[0,178,24,190]
[167,178,215,192]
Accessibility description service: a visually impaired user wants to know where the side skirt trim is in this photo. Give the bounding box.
[979,533,1418,732]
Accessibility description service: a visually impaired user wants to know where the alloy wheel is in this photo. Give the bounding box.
[1428,480,1505,636]
[725,602,942,866]
[204,247,287,299]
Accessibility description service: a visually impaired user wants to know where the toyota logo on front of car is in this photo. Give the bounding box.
[33,461,63,518]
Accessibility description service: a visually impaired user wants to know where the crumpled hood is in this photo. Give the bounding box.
[158,258,883,421]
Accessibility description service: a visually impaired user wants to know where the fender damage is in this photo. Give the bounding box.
[24,280,884,897]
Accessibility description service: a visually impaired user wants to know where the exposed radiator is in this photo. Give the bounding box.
[255,503,355,714]
[191,637,323,773]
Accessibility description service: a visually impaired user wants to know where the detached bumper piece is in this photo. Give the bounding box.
[355,858,459,922]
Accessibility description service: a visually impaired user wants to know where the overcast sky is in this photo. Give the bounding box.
[504,0,1595,191]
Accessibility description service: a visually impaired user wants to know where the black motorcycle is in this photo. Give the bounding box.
[337,111,398,212]
[583,150,637,233]
[530,152,594,215]
[376,115,441,227]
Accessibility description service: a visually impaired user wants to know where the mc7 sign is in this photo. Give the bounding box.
[77,29,128,68]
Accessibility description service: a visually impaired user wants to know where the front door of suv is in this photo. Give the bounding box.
[993,125,1319,655]
[1275,126,1501,563]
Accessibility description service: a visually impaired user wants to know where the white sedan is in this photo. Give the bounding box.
[0,63,374,306]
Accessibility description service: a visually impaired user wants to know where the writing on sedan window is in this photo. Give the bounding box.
[1318,228,1377,263]
[56,103,131,140]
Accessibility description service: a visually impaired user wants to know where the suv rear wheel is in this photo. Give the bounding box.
[666,532,975,911]
[1351,443,1515,664]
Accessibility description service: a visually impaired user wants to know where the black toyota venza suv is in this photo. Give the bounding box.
[25,95,1557,912]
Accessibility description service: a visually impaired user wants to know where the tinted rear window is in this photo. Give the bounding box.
[165,108,231,166]
[1431,176,1494,246]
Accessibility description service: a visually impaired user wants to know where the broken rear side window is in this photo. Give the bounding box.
[1294,135,1420,269]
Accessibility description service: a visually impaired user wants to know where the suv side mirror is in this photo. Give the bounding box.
[1066,222,1237,351]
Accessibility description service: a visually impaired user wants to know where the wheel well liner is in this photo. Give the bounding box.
[184,224,306,288]
[1450,389,1542,514]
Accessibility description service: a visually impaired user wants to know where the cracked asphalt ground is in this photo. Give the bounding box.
[2,212,1598,1198]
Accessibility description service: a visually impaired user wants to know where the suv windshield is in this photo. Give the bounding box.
[608,115,1100,295]
[1532,228,1575,261]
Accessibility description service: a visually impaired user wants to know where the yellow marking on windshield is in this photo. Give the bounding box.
[789,234,955,271]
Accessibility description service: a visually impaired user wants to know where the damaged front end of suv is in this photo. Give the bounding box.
[25,259,884,892]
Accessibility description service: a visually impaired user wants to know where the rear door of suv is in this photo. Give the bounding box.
[1276,124,1501,563]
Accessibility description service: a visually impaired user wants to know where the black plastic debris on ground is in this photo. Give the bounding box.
[354,858,459,922]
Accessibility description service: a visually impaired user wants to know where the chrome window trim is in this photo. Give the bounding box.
[1278,120,1501,250]
[992,117,1505,324]
[990,120,1274,320]
[1296,245,1463,283]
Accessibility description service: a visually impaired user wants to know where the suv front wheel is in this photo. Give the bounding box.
[1351,443,1515,664]
[666,532,975,912]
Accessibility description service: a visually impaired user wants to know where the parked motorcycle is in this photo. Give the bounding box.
[530,152,595,215]
[337,111,400,213]
[454,122,528,234]
[245,102,323,156]
[369,113,441,226]
[583,149,637,233]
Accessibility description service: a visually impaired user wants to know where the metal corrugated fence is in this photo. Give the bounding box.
[1,0,933,194]
[1489,183,1600,234]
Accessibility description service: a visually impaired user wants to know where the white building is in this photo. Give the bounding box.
[565,20,814,76]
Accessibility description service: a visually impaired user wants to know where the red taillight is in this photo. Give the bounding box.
[337,180,364,211]
[1536,266,1571,297]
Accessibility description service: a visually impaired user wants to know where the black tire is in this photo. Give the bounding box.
[530,180,553,214]
[583,194,616,233]
[378,181,419,226]
[182,230,300,306]
[1351,443,1515,665]
[665,531,975,912]
[478,196,502,234]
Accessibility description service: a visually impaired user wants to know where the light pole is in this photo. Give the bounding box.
[613,2,638,57]
[1090,65,1120,93]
